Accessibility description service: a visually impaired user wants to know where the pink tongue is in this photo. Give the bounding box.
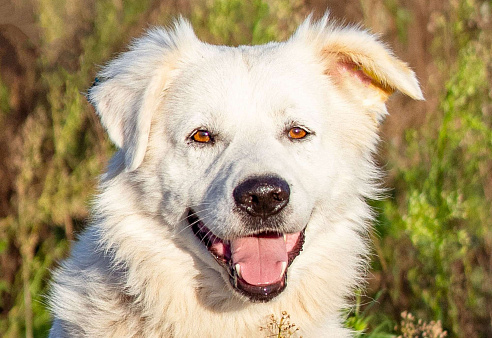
[231,233,288,286]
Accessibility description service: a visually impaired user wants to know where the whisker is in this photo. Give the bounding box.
[173,207,214,237]
[178,206,213,223]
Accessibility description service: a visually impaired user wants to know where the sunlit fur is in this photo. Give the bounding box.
[49,14,422,337]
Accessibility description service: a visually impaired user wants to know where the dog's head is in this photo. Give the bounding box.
[88,16,422,303]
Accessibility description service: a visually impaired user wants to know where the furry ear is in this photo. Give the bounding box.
[88,71,168,172]
[322,37,423,101]
[87,19,197,171]
[294,15,423,107]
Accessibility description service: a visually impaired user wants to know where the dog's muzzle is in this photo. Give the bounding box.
[189,175,305,302]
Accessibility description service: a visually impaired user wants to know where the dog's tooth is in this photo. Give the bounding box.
[235,264,242,279]
[280,262,287,276]
[283,234,287,242]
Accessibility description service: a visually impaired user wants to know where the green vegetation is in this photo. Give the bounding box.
[367,1,491,336]
[0,0,490,337]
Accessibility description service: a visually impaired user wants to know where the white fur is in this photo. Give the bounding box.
[49,15,422,337]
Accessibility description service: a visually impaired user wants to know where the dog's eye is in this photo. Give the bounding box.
[191,130,213,143]
[288,127,308,140]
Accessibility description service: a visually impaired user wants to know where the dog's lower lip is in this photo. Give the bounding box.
[231,272,287,302]
[188,209,305,301]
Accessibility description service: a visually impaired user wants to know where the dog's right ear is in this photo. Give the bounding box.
[293,14,423,122]
[87,19,198,172]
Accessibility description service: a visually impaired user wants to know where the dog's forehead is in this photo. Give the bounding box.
[166,41,326,127]
[199,42,322,90]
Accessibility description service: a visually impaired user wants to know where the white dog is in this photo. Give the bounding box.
[49,15,422,337]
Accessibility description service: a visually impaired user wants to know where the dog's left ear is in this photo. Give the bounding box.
[88,65,172,172]
[88,20,197,171]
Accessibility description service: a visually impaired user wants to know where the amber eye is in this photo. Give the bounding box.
[288,127,308,140]
[192,130,212,143]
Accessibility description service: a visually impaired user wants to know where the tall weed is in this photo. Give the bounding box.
[372,1,491,336]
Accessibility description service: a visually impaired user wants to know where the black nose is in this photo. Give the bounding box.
[233,176,290,218]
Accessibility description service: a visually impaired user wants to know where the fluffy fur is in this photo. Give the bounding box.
[49,15,422,337]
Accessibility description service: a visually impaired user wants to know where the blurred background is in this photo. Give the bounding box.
[0,0,490,337]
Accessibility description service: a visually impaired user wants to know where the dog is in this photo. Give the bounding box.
[48,14,423,337]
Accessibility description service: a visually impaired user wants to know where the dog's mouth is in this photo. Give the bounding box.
[188,209,305,302]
